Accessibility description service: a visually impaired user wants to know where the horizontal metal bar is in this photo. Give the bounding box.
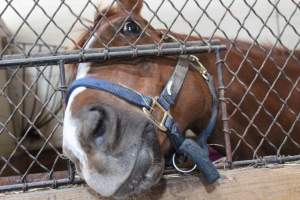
[215,155,300,168]
[0,177,83,193]
[0,41,226,68]
[1,154,300,192]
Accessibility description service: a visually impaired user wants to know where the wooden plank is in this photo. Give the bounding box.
[1,164,300,200]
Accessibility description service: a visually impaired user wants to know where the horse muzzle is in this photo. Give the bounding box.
[63,100,164,198]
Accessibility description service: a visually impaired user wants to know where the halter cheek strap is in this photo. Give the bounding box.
[66,55,220,183]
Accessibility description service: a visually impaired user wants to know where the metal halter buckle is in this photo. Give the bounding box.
[142,97,171,132]
[188,55,209,80]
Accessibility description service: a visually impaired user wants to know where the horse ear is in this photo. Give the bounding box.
[116,0,143,15]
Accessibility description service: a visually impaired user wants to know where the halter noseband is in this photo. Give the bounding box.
[66,53,220,184]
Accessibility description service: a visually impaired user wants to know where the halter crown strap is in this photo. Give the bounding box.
[197,73,218,147]
[157,56,189,111]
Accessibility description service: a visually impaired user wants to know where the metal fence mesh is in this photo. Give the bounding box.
[0,41,68,189]
[0,0,299,191]
[219,0,300,162]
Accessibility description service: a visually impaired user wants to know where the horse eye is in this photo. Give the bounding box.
[122,20,141,35]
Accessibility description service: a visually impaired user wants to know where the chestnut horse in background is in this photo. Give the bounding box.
[63,0,300,198]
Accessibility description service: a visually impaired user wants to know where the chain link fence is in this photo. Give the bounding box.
[0,0,299,192]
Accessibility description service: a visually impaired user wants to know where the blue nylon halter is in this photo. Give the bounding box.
[66,55,220,183]
[66,78,153,109]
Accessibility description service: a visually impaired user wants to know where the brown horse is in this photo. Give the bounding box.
[62,0,300,198]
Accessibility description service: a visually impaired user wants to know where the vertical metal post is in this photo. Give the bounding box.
[58,60,75,182]
[216,48,233,168]
[59,60,67,107]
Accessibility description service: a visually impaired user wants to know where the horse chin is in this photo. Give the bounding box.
[113,153,165,199]
[79,130,164,199]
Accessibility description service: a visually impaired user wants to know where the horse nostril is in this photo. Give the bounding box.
[88,106,107,145]
[93,117,106,139]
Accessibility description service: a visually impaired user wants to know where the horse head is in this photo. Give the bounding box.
[63,0,215,198]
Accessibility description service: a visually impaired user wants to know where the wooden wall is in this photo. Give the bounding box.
[2,164,300,200]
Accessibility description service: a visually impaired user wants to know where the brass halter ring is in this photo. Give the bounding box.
[172,153,197,174]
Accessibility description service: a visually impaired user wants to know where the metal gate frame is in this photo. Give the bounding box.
[0,0,299,193]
